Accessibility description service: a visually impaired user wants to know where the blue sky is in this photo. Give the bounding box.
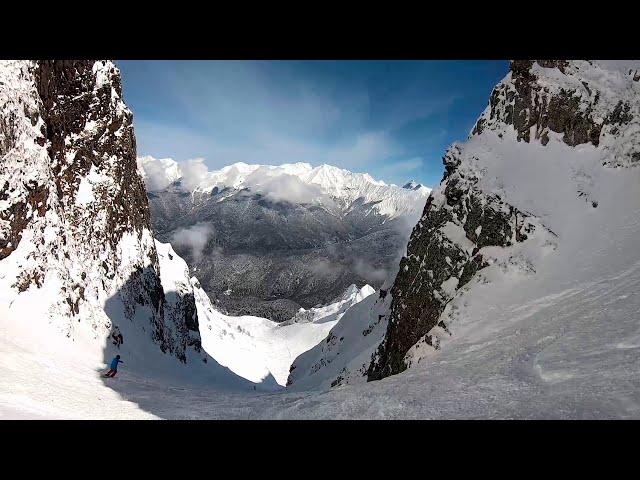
[117,60,509,187]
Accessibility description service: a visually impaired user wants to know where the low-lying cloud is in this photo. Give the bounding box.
[137,156,176,191]
[179,158,210,191]
[352,258,390,284]
[170,222,214,261]
[244,169,334,206]
[138,155,340,206]
[308,258,343,278]
[137,156,211,192]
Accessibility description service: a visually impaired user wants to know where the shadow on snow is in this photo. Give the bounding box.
[98,267,281,419]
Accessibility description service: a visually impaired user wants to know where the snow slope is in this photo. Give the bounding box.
[195,280,374,386]
[0,240,262,420]
[365,59,640,378]
[0,60,266,419]
[286,291,391,390]
[5,251,639,419]
[4,136,640,419]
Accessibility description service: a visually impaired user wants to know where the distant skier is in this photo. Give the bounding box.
[104,355,123,378]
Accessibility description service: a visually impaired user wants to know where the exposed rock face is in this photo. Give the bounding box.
[473,60,601,146]
[368,59,640,381]
[34,61,151,247]
[0,60,202,363]
[471,60,640,164]
[368,148,536,380]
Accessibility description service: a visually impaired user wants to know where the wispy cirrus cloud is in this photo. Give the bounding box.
[134,120,400,173]
[391,157,424,171]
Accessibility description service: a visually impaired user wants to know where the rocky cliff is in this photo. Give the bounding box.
[368,60,640,381]
[0,60,203,363]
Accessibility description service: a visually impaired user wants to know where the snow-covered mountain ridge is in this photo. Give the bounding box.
[4,59,640,419]
[138,157,430,219]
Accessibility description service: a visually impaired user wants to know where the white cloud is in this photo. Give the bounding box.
[352,258,389,283]
[309,258,342,278]
[163,61,352,142]
[377,157,425,185]
[137,155,210,192]
[137,156,177,191]
[250,130,398,170]
[244,169,334,205]
[179,158,210,191]
[126,61,462,189]
[170,223,213,261]
[393,157,423,171]
[328,131,396,168]
[136,126,404,196]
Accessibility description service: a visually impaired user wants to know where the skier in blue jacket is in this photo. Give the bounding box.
[104,355,123,378]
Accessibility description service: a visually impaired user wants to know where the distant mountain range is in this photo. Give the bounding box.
[138,158,430,320]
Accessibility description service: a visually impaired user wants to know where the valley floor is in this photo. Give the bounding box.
[3,258,640,419]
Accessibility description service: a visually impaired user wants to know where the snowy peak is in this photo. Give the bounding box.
[402,180,430,195]
[138,157,431,220]
[471,60,640,167]
[145,157,427,317]
[137,156,182,190]
[402,180,422,190]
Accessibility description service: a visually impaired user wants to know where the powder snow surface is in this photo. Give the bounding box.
[195,281,375,386]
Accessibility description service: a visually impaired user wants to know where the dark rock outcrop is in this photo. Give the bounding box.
[368,59,640,381]
[286,60,639,389]
[0,60,202,363]
[35,61,151,248]
[474,60,602,146]
[368,149,533,380]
